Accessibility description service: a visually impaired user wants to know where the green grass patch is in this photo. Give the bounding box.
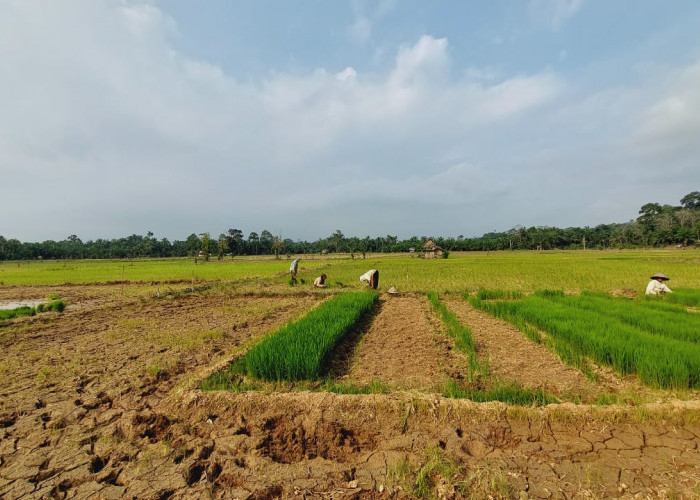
[0,306,36,321]
[443,379,558,406]
[0,300,66,320]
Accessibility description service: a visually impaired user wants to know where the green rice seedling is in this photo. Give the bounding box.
[0,306,36,321]
[322,378,389,395]
[427,292,475,351]
[475,289,524,300]
[486,294,700,389]
[546,292,700,344]
[443,379,557,406]
[50,300,66,312]
[427,292,489,381]
[242,291,378,380]
[663,288,700,307]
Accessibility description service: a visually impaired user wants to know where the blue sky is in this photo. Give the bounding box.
[1,0,699,241]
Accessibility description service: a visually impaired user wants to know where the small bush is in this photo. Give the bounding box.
[50,300,66,312]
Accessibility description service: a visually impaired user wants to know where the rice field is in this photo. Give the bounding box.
[2,248,699,292]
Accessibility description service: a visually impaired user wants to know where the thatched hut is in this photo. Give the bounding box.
[422,239,443,259]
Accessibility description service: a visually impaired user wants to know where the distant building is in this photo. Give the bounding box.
[422,239,443,259]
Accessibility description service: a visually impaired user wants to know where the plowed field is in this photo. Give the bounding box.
[1,283,699,499]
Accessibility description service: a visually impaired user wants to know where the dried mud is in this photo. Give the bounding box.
[0,285,699,499]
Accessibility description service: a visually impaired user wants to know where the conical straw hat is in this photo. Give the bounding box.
[650,272,670,281]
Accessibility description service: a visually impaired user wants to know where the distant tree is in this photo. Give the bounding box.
[200,233,212,260]
[248,232,259,255]
[272,235,284,259]
[217,234,227,260]
[330,230,344,253]
[227,228,244,255]
[680,191,700,210]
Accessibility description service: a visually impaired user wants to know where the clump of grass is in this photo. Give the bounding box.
[322,378,389,395]
[388,448,460,498]
[0,306,36,320]
[443,379,557,406]
[0,300,66,321]
[241,291,378,381]
[50,300,66,312]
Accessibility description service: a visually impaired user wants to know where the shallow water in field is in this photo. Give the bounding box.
[0,300,45,310]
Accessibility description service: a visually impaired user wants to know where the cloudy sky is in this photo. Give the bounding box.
[1,0,699,242]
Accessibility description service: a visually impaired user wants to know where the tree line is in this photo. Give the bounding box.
[1,192,698,261]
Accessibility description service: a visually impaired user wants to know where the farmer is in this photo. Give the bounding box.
[360,269,379,289]
[645,272,673,295]
[289,258,300,284]
[313,274,327,288]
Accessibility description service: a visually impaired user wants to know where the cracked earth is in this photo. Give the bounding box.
[1,284,699,499]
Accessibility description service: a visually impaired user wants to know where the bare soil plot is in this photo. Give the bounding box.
[335,295,469,390]
[0,285,319,499]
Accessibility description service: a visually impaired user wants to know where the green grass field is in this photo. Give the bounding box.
[2,249,699,293]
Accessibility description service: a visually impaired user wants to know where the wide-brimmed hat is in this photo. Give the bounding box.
[650,272,670,281]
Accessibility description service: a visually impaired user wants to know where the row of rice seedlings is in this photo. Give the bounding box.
[428,292,556,405]
[542,292,700,344]
[479,293,700,389]
[443,379,557,406]
[0,300,66,321]
[660,288,700,308]
[467,292,597,381]
[426,292,485,381]
[241,291,378,381]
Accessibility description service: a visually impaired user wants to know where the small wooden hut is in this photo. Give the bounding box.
[422,239,443,259]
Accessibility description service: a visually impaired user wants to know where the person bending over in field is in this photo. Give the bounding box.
[313,274,327,288]
[360,269,379,289]
[645,272,673,295]
[290,258,300,284]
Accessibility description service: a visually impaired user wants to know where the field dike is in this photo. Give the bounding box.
[93,390,700,499]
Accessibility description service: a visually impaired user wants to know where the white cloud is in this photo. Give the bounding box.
[1,1,696,242]
[530,0,585,29]
[347,0,397,45]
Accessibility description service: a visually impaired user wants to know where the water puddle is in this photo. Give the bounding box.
[0,300,46,310]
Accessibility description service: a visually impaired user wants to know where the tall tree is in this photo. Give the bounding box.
[680,191,700,209]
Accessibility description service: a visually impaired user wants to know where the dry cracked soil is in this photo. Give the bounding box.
[1,284,699,499]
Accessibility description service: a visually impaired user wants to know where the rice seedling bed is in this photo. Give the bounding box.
[231,291,378,381]
[470,290,700,389]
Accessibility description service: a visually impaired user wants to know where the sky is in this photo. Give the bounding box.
[1,0,699,242]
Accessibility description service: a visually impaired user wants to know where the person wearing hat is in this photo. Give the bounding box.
[645,272,673,295]
[360,269,379,289]
[313,274,327,288]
